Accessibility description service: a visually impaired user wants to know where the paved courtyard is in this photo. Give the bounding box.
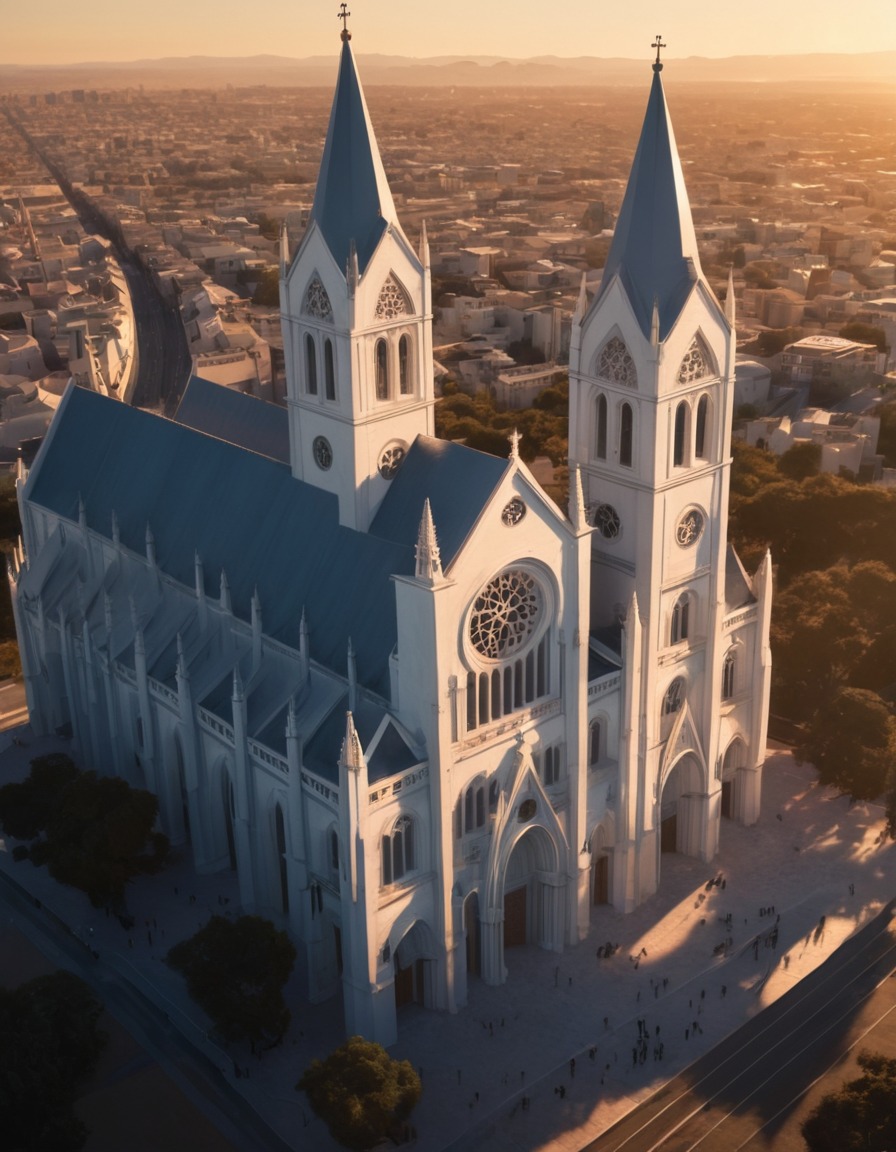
[1,732,893,1152]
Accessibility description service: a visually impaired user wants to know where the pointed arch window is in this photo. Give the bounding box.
[595,393,607,460]
[677,336,711,385]
[722,652,736,699]
[375,339,389,400]
[619,402,633,467]
[302,276,332,321]
[597,336,637,389]
[457,777,486,838]
[695,395,709,459]
[375,274,410,320]
[674,402,689,467]
[399,335,412,395]
[382,815,415,885]
[324,339,336,400]
[671,594,691,645]
[274,804,289,914]
[305,334,318,395]
[663,677,685,717]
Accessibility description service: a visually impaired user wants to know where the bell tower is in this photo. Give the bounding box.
[568,40,740,904]
[281,13,434,531]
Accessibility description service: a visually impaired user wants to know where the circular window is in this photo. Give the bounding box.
[378,441,407,480]
[501,498,527,527]
[676,508,704,548]
[313,436,333,471]
[589,503,621,540]
[469,569,541,659]
[517,798,537,823]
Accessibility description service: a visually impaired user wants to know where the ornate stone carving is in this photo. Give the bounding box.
[302,276,333,321]
[597,336,637,389]
[375,274,410,320]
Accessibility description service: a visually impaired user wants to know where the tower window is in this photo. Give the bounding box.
[663,677,684,717]
[399,335,411,395]
[324,339,336,401]
[375,339,389,400]
[305,334,318,395]
[674,402,688,467]
[541,745,562,786]
[382,815,415,885]
[722,652,736,699]
[596,394,607,460]
[619,403,633,467]
[695,395,709,459]
[671,594,690,645]
[589,720,601,768]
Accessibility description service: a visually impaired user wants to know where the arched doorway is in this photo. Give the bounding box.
[464,891,481,978]
[589,821,614,906]
[721,739,746,821]
[393,921,436,1011]
[660,755,703,855]
[502,826,560,953]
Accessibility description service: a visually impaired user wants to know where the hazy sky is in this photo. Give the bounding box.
[6,0,896,65]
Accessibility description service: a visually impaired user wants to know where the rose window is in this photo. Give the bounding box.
[501,498,527,527]
[302,277,333,321]
[313,436,333,471]
[597,336,637,389]
[375,275,410,320]
[588,503,621,539]
[676,508,704,547]
[677,338,711,385]
[378,442,407,480]
[469,569,541,659]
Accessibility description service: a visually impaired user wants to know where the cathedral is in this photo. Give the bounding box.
[9,27,771,1047]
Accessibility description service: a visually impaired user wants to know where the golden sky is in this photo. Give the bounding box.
[5,0,896,65]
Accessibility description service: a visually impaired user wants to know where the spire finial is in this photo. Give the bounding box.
[652,35,666,72]
[509,428,522,460]
[338,3,351,41]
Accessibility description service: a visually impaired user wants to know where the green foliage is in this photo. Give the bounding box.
[875,400,896,468]
[839,321,888,353]
[752,326,802,356]
[777,440,822,480]
[167,915,296,1050]
[435,377,569,465]
[0,970,107,1152]
[20,767,169,907]
[251,267,280,307]
[298,1036,422,1151]
[802,1050,896,1152]
[0,753,79,840]
[798,687,896,802]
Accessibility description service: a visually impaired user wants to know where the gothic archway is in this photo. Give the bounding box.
[721,738,747,822]
[502,826,561,957]
[393,919,437,1011]
[660,754,704,856]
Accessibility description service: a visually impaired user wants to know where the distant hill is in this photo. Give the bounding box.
[2,50,895,91]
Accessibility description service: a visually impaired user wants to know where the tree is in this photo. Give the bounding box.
[298,1036,422,1151]
[798,687,896,802]
[778,440,822,481]
[802,1050,896,1152]
[29,770,168,907]
[0,753,79,841]
[251,266,279,307]
[167,915,296,1050]
[0,970,107,1152]
[839,322,888,354]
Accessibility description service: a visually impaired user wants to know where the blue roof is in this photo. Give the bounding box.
[595,67,702,340]
[369,435,508,569]
[27,385,414,696]
[307,40,399,276]
[175,375,290,464]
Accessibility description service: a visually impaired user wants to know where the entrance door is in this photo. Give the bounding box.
[503,885,527,948]
[661,813,677,853]
[395,961,414,1008]
[464,896,480,976]
[721,780,733,819]
[593,854,609,904]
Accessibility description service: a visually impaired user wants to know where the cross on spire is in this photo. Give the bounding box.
[652,34,666,72]
[338,3,351,41]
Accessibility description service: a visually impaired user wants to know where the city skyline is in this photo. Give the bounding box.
[4,0,896,67]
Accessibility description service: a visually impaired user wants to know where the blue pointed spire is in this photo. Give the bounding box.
[309,39,399,277]
[597,64,702,341]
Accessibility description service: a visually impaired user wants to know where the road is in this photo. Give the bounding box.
[584,902,896,1151]
[0,869,294,1152]
[3,108,192,414]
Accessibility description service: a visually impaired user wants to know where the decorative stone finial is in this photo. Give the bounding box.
[415,499,443,585]
[509,428,522,460]
[652,34,666,72]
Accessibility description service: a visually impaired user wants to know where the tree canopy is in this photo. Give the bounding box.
[0,970,107,1152]
[298,1036,422,1151]
[802,1050,896,1152]
[167,915,296,1050]
[797,687,896,804]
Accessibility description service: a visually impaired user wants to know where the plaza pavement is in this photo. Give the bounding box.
[0,730,893,1152]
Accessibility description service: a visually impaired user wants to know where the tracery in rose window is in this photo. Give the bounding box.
[597,336,637,389]
[302,277,333,321]
[375,275,410,320]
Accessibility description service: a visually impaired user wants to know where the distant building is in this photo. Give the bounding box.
[781,334,880,386]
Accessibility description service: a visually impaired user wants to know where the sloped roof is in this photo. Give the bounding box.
[595,66,702,340]
[175,374,290,464]
[26,385,414,696]
[307,39,399,276]
[369,434,508,569]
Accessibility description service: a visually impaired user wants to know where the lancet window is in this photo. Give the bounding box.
[382,815,415,885]
[619,403,633,467]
